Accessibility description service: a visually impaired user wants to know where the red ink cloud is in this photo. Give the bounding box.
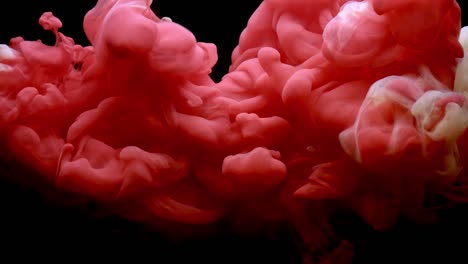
[0,0,467,263]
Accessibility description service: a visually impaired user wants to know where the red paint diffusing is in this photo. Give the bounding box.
[1,0,468,262]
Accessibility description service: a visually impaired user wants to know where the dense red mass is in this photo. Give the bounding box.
[0,0,467,263]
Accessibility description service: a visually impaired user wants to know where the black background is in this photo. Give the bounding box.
[0,1,467,263]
